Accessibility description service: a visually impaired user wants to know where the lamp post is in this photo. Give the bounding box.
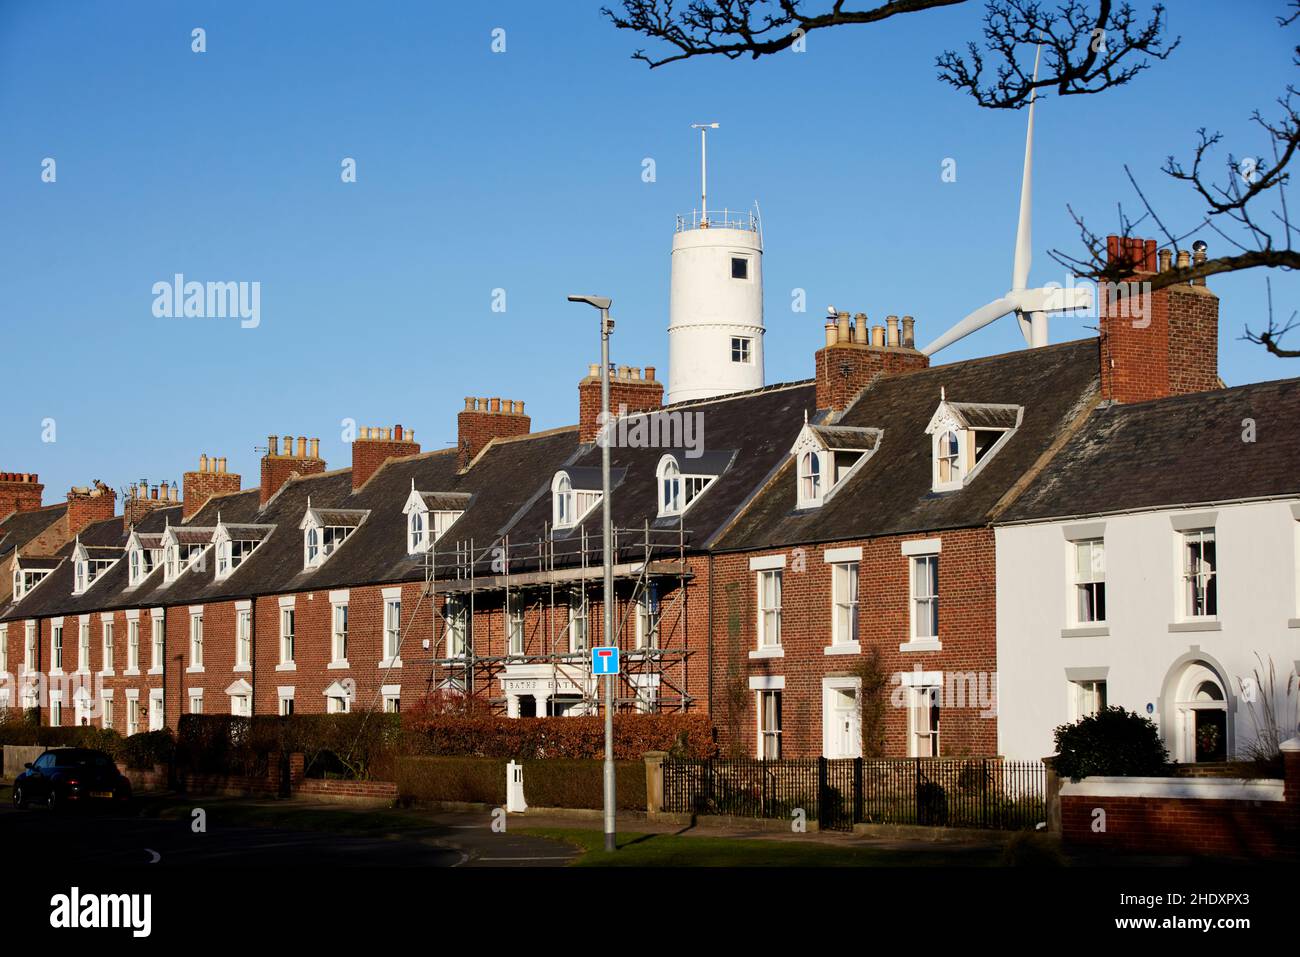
[567,293,617,853]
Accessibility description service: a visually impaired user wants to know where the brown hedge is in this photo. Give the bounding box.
[396,756,646,810]
[401,712,715,760]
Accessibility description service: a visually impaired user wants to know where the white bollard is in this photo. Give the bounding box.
[506,760,528,813]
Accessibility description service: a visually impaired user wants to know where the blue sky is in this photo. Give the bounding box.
[2,0,1296,500]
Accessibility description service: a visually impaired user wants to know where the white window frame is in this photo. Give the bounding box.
[149,688,164,730]
[187,608,204,671]
[655,454,716,518]
[445,597,467,658]
[507,593,526,655]
[568,590,587,653]
[101,617,115,676]
[1071,678,1108,720]
[756,569,783,649]
[730,335,753,363]
[381,588,402,668]
[909,548,941,639]
[127,694,141,737]
[277,598,296,670]
[24,621,37,672]
[552,472,601,530]
[757,689,782,759]
[635,585,660,650]
[933,429,963,491]
[907,684,941,757]
[330,593,349,668]
[102,691,115,729]
[798,450,824,508]
[1071,538,1107,625]
[1179,527,1218,620]
[382,684,401,714]
[78,617,90,673]
[127,617,141,674]
[278,687,295,716]
[0,624,7,674]
[188,688,204,715]
[831,560,860,648]
[51,620,64,674]
[408,508,427,554]
[235,602,252,671]
[149,610,165,674]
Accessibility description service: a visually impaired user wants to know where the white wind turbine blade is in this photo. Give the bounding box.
[921,297,1016,356]
[1011,44,1043,293]
[1010,45,1043,346]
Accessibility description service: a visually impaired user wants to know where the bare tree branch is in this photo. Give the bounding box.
[936,1,1179,108]
[1244,277,1300,357]
[602,0,1176,109]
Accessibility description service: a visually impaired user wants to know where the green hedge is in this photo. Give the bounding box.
[0,711,174,770]
[401,712,715,760]
[396,756,646,810]
[176,713,403,779]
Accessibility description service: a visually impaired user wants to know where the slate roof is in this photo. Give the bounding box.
[811,425,882,451]
[999,375,1300,523]
[502,382,817,564]
[0,504,66,561]
[714,339,1101,551]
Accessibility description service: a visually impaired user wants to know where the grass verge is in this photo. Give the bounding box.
[516,827,1006,867]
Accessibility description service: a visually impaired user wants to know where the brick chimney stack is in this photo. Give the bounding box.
[0,473,44,516]
[815,309,929,413]
[1099,235,1221,404]
[578,365,664,443]
[260,434,326,506]
[66,480,117,538]
[124,479,181,529]
[457,398,531,469]
[182,455,242,520]
[352,424,421,491]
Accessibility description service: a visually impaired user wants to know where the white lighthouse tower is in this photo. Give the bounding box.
[667,124,765,403]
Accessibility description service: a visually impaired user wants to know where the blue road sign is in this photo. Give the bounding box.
[591,646,619,675]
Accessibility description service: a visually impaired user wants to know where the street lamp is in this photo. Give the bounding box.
[566,293,617,853]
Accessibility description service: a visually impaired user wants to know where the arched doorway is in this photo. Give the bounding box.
[1170,662,1229,763]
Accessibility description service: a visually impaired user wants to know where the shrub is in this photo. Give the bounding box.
[395,756,645,809]
[118,730,175,770]
[401,712,715,760]
[1053,706,1170,782]
[175,713,403,779]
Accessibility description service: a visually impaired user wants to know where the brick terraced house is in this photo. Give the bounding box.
[2,235,1293,761]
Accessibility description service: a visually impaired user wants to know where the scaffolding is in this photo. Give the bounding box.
[406,521,696,716]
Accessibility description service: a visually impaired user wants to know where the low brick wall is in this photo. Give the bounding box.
[296,778,397,803]
[1061,773,1297,860]
[117,763,167,792]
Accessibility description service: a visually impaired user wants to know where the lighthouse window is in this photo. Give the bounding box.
[730,256,749,279]
[731,337,752,364]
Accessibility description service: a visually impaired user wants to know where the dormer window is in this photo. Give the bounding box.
[71,542,119,595]
[11,556,53,600]
[300,507,368,569]
[552,471,603,530]
[403,488,468,555]
[925,392,1023,493]
[656,454,719,518]
[213,522,272,580]
[799,452,822,504]
[790,424,881,510]
[125,532,163,587]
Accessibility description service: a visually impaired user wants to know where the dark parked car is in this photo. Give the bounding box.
[11,749,132,810]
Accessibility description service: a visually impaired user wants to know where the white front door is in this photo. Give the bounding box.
[826,685,860,758]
